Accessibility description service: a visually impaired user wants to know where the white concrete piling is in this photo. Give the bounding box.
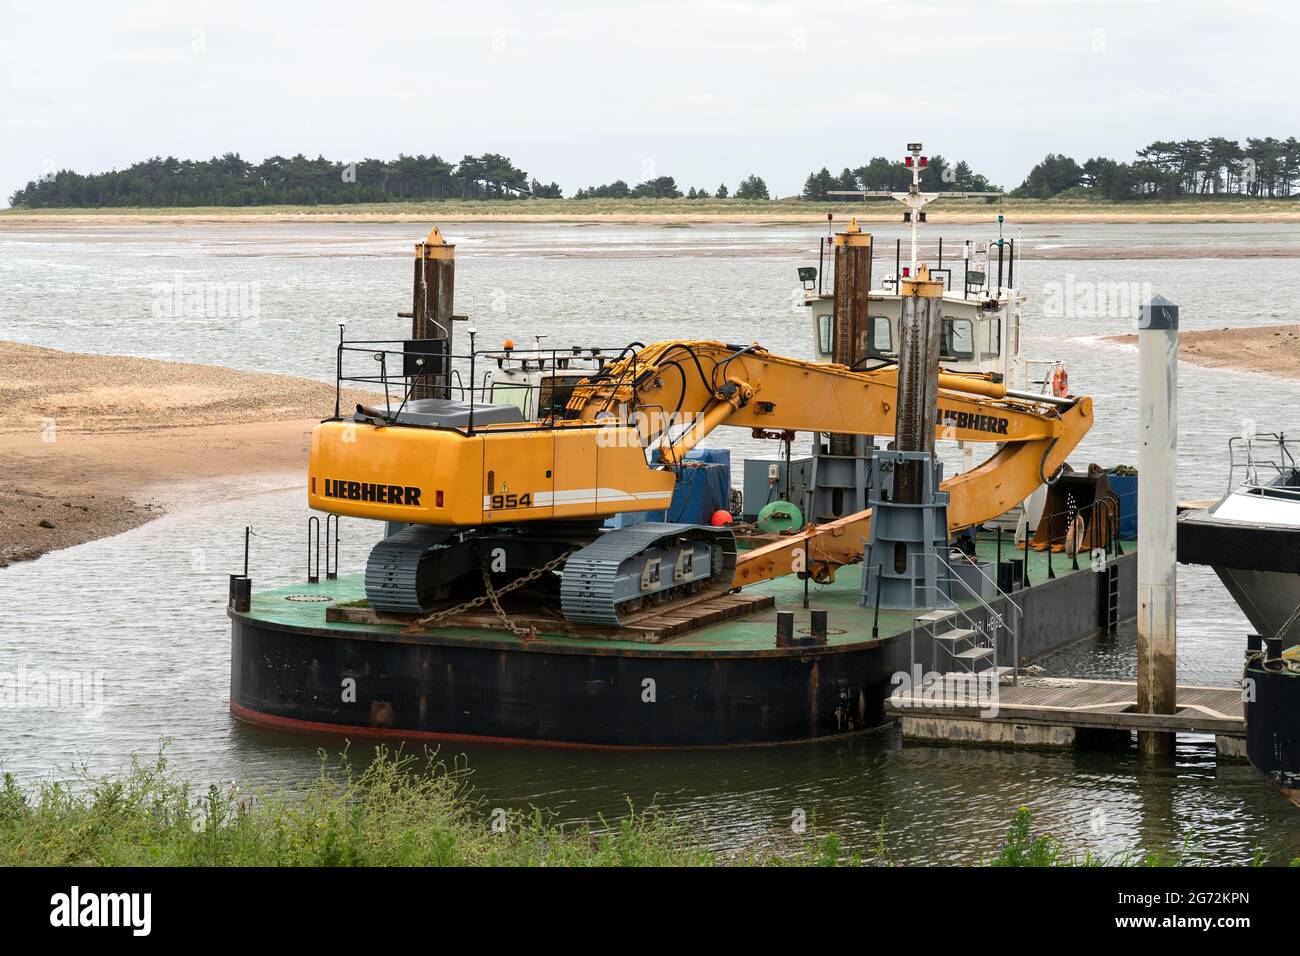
[1136,296,1179,756]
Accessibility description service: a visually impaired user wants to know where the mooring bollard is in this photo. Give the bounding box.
[810,609,829,645]
[1137,296,1178,757]
[776,611,794,647]
[229,574,251,614]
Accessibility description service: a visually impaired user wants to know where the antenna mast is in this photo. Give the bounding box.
[827,143,1003,277]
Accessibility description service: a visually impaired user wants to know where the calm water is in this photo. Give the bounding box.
[2,220,1300,864]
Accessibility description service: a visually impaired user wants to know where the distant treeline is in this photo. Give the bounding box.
[8,153,564,208]
[1014,138,1300,200]
[8,152,774,207]
[801,155,999,199]
[11,138,1300,208]
[574,175,768,200]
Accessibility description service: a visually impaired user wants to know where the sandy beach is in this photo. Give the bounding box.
[0,341,373,566]
[1108,324,1300,379]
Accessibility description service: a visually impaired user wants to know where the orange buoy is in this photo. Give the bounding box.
[710,509,733,527]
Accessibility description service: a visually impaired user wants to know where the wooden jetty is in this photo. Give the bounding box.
[886,675,1246,757]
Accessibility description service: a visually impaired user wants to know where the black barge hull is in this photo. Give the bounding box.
[230,614,889,747]
[229,545,1135,748]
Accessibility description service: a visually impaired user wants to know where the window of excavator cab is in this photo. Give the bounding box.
[985,317,1002,358]
[491,381,532,418]
[539,375,581,417]
[942,317,975,361]
[817,313,833,356]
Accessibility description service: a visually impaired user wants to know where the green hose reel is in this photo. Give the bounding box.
[756,500,803,534]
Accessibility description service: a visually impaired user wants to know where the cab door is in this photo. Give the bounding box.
[481,429,554,523]
[551,425,599,519]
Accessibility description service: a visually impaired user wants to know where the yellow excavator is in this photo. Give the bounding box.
[308,337,1092,626]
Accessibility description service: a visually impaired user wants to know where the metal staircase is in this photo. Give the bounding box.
[910,550,1023,683]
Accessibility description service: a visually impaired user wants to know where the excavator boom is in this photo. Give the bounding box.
[560,340,1093,587]
[566,340,1068,455]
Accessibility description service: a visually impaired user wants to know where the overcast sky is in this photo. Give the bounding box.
[2,0,1294,205]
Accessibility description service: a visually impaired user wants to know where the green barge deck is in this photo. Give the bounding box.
[229,532,1137,747]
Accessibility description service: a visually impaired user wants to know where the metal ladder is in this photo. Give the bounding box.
[1099,562,1120,636]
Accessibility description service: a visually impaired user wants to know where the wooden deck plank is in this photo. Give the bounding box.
[325,591,775,644]
[886,677,1244,736]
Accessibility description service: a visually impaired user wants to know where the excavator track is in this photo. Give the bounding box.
[560,522,737,627]
[364,524,461,614]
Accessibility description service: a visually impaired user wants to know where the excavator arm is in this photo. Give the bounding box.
[566,340,1067,453]
[564,340,1093,588]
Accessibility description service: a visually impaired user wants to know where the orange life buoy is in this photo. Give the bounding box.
[1051,365,1068,398]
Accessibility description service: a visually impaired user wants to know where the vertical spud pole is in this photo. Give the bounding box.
[830,218,872,456]
[412,226,456,400]
[893,264,944,504]
[1137,296,1178,757]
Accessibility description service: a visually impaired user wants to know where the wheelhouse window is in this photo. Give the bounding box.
[821,313,895,361]
[984,317,1001,358]
[941,317,975,361]
[869,316,894,356]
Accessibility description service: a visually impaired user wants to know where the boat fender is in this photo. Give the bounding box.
[1052,365,1068,398]
[1064,513,1086,556]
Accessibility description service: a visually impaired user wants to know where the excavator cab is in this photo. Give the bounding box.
[484,346,606,422]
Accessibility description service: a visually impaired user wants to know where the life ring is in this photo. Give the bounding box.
[1051,365,1068,398]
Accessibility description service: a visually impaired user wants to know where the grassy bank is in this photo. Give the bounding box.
[0,748,1280,866]
[0,749,794,866]
[3,195,1298,224]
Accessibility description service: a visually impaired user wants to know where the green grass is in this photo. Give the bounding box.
[0,747,837,867]
[3,195,1297,221]
[0,751,1282,866]
[0,748,696,866]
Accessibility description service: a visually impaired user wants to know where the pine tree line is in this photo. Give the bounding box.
[8,153,562,208]
[573,174,767,200]
[13,139,1299,208]
[9,152,783,207]
[1014,138,1300,199]
[801,155,998,200]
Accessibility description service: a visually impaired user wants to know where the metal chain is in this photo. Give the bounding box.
[405,548,574,637]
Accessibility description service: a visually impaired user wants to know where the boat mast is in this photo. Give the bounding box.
[828,142,1002,280]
